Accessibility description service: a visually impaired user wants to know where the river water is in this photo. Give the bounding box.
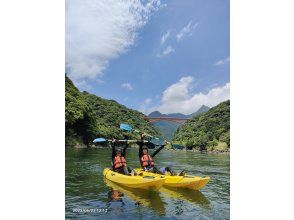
[65,147,230,219]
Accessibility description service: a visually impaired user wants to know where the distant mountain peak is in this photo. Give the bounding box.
[149,105,211,140]
[149,105,210,118]
[200,105,210,109]
[149,110,161,115]
[190,105,210,117]
[148,111,188,119]
[197,105,210,112]
[148,111,163,117]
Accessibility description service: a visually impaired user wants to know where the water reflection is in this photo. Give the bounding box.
[108,189,124,202]
[159,187,211,209]
[66,148,230,219]
[105,177,212,217]
[105,179,166,215]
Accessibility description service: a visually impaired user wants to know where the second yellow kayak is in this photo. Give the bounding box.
[135,168,210,190]
[103,168,165,190]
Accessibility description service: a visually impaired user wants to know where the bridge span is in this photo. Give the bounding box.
[144,116,191,123]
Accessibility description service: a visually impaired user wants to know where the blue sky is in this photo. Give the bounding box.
[66,0,230,114]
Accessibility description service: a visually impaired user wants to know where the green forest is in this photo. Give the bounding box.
[65,75,161,147]
[66,75,230,151]
[173,100,230,151]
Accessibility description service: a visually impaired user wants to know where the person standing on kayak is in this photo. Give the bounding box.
[138,135,176,175]
[111,139,136,176]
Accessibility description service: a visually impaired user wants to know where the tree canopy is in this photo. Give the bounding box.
[65,75,161,146]
[173,100,230,151]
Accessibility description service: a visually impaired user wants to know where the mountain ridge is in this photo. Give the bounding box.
[148,105,211,140]
[148,105,210,119]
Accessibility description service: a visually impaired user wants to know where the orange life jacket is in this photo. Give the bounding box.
[114,155,127,169]
[141,154,155,167]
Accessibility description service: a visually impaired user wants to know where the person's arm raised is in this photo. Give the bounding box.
[122,141,129,157]
[138,134,146,161]
[111,139,116,161]
[151,141,167,158]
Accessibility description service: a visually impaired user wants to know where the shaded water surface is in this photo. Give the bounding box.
[65,148,229,219]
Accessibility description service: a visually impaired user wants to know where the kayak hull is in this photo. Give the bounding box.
[103,168,165,190]
[135,168,210,190]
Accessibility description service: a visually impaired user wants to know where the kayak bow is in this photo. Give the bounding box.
[103,168,165,190]
[135,168,210,190]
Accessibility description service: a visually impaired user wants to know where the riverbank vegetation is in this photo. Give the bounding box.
[173,100,230,152]
[65,75,161,147]
[65,75,230,151]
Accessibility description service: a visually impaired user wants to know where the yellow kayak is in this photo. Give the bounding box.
[135,168,210,190]
[103,168,165,190]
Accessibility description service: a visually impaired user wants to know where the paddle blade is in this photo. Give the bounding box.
[120,123,133,132]
[93,138,107,143]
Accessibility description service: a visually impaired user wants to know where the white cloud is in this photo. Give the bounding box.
[157,45,175,57]
[162,76,194,102]
[144,98,152,104]
[139,98,152,114]
[73,79,93,91]
[162,45,175,56]
[66,0,162,82]
[176,21,198,41]
[121,83,133,91]
[146,77,230,114]
[214,57,230,66]
[160,30,170,45]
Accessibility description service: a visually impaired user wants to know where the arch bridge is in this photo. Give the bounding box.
[145,116,191,123]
